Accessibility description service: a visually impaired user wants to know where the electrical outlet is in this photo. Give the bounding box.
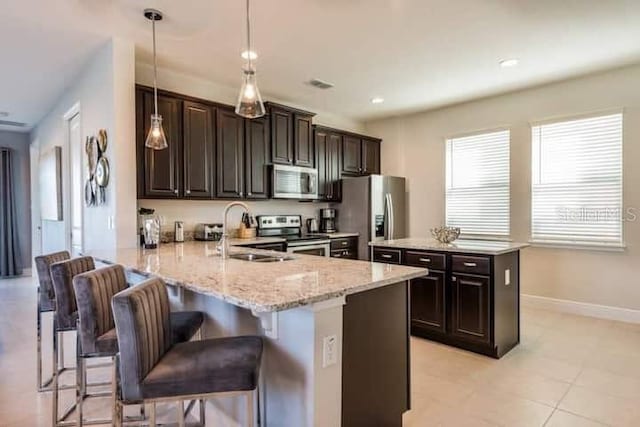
[505,269,511,285]
[322,335,337,368]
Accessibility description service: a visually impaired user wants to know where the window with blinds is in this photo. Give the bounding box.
[446,130,510,238]
[531,112,623,247]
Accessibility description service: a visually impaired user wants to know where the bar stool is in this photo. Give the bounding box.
[112,277,263,427]
[73,264,206,426]
[34,250,70,391]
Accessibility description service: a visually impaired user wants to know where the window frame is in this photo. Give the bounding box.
[444,127,512,240]
[528,109,625,250]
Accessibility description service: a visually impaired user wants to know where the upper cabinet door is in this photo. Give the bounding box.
[314,129,328,200]
[139,90,182,198]
[294,114,314,167]
[245,116,271,199]
[342,135,362,175]
[362,138,381,175]
[327,132,342,200]
[216,108,245,198]
[270,108,293,165]
[183,101,215,199]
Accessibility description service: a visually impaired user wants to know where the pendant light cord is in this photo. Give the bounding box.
[246,0,253,69]
[152,16,159,117]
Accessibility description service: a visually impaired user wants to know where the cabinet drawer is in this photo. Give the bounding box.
[451,255,490,275]
[331,249,357,260]
[405,251,446,270]
[331,237,358,250]
[372,248,401,264]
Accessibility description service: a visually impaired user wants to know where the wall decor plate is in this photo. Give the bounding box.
[95,156,110,187]
[97,129,108,153]
[85,179,94,206]
[86,136,98,178]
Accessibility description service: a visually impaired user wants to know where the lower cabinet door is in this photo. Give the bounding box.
[451,274,491,344]
[410,271,446,334]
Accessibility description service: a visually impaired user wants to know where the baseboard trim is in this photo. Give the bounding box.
[21,268,32,277]
[522,294,640,324]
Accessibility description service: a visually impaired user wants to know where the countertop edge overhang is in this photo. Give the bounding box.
[369,238,530,255]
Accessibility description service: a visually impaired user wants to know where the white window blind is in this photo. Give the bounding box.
[531,113,623,246]
[446,130,510,237]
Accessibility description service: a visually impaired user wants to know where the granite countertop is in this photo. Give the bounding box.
[88,241,426,313]
[370,238,529,255]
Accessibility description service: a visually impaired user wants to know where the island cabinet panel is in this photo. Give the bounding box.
[373,246,520,358]
[183,101,215,199]
[342,281,409,427]
[451,273,491,344]
[410,271,447,334]
[138,90,183,198]
[244,116,270,199]
[215,108,245,198]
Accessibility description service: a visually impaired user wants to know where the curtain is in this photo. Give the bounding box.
[0,147,22,277]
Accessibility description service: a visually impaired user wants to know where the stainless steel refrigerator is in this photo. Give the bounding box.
[332,175,406,260]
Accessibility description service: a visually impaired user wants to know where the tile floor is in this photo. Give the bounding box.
[2,275,639,426]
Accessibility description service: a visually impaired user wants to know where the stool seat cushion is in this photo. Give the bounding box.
[170,311,204,343]
[140,336,263,400]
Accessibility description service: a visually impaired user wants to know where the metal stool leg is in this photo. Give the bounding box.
[178,400,186,427]
[246,390,254,427]
[52,327,59,427]
[112,357,123,427]
[149,402,157,427]
[199,399,205,426]
[76,352,84,427]
[36,302,43,390]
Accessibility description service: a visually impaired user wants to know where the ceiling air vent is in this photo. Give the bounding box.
[308,79,335,90]
[0,120,27,128]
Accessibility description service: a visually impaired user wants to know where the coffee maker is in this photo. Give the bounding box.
[319,208,337,233]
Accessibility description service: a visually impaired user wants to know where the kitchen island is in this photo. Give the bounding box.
[370,238,528,358]
[88,241,426,427]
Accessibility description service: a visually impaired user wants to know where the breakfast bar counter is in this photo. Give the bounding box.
[87,241,426,427]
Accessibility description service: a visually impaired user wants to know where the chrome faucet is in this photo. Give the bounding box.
[219,201,251,259]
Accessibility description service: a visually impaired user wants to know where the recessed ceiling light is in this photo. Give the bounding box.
[0,112,8,117]
[241,50,258,60]
[499,58,519,68]
[370,97,384,104]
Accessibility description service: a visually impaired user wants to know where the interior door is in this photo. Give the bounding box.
[69,113,83,256]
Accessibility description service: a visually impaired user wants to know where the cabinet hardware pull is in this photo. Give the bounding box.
[186,190,191,195]
[381,254,392,259]
[452,276,457,281]
[419,258,431,263]
[342,241,348,246]
[463,262,477,267]
[174,189,179,194]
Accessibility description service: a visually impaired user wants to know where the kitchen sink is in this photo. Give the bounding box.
[229,253,295,262]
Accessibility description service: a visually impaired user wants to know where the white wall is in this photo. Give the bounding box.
[31,38,137,254]
[366,64,640,311]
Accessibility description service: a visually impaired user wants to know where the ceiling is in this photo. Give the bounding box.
[2,0,640,131]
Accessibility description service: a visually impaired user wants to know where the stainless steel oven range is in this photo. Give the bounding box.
[256,215,330,257]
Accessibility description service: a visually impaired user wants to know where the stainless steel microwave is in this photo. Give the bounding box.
[272,164,318,199]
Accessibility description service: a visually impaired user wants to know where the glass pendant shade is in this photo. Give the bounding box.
[235,68,265,119]
[145,114,168,150]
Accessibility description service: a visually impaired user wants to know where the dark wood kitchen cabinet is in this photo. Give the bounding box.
[183,101,215,199]
[314,126,342,201]
[137,90,182,198]
[372,246,520,358]
[216,107,245,198]
[244,116,270,199]
[341,134,381,176]
[266,102,315,167]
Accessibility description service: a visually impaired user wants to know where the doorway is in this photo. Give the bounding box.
[68,111,83,256]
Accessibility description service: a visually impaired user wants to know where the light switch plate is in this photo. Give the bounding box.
[505,269,511,285]
[322,335,338,368]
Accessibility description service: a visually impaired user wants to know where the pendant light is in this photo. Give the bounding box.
[235,0,265,119]
[144,8,168,150]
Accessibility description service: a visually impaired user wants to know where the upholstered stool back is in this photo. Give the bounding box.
[112,277,172,402]
[50,256,95,330]
[34,251,70,310]
[73,264,127,356]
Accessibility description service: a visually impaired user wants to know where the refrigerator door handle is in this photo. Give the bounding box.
[388,193,395,239]
[384,193,393,239]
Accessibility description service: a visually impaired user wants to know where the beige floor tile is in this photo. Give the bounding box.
[559,385,640,426]
[462,389,554,427]
[403,400,498,427]
[500,349,583,383]
[574,367,640,400]
[521,307,564,328]
[411,373,474,406]
[545,409,610,427]
[583,348,640,379]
